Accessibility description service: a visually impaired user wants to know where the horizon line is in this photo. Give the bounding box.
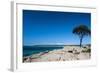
[23,43,91,46]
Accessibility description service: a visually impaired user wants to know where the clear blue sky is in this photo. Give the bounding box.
[23,10,91,46]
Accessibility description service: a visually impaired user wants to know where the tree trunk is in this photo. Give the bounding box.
[80,37,83,47]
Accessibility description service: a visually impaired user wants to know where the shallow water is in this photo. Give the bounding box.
[23,45,64,57]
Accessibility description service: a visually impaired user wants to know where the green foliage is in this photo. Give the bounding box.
[73,25,91,36]
[82,48,91,53]
[73,25,91,47]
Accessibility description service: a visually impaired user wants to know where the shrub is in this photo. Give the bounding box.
[82,49,91,53]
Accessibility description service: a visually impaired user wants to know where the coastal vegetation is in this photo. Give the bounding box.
[73,25,91,47]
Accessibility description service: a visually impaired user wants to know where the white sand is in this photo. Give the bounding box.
[24,46,91,62]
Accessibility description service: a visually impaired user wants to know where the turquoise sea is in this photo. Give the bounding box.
[23,45,64,57]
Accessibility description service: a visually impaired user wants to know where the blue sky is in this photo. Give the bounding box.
[23,10,91,46]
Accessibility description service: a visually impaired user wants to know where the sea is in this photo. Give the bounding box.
[23,45,64,57]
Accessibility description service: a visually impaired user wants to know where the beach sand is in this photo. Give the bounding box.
[23,46,91,62]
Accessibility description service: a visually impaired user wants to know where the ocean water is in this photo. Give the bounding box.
[23,45,64,57]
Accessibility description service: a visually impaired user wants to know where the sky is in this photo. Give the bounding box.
[23,10,91,46]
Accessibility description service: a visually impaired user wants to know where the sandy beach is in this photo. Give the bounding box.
[23,45,91,62]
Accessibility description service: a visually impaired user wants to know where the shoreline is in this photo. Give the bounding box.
[23,45,91,62]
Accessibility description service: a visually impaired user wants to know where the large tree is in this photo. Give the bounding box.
[73,25,91,47]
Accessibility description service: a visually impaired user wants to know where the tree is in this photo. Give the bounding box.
[73,25,91,47]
